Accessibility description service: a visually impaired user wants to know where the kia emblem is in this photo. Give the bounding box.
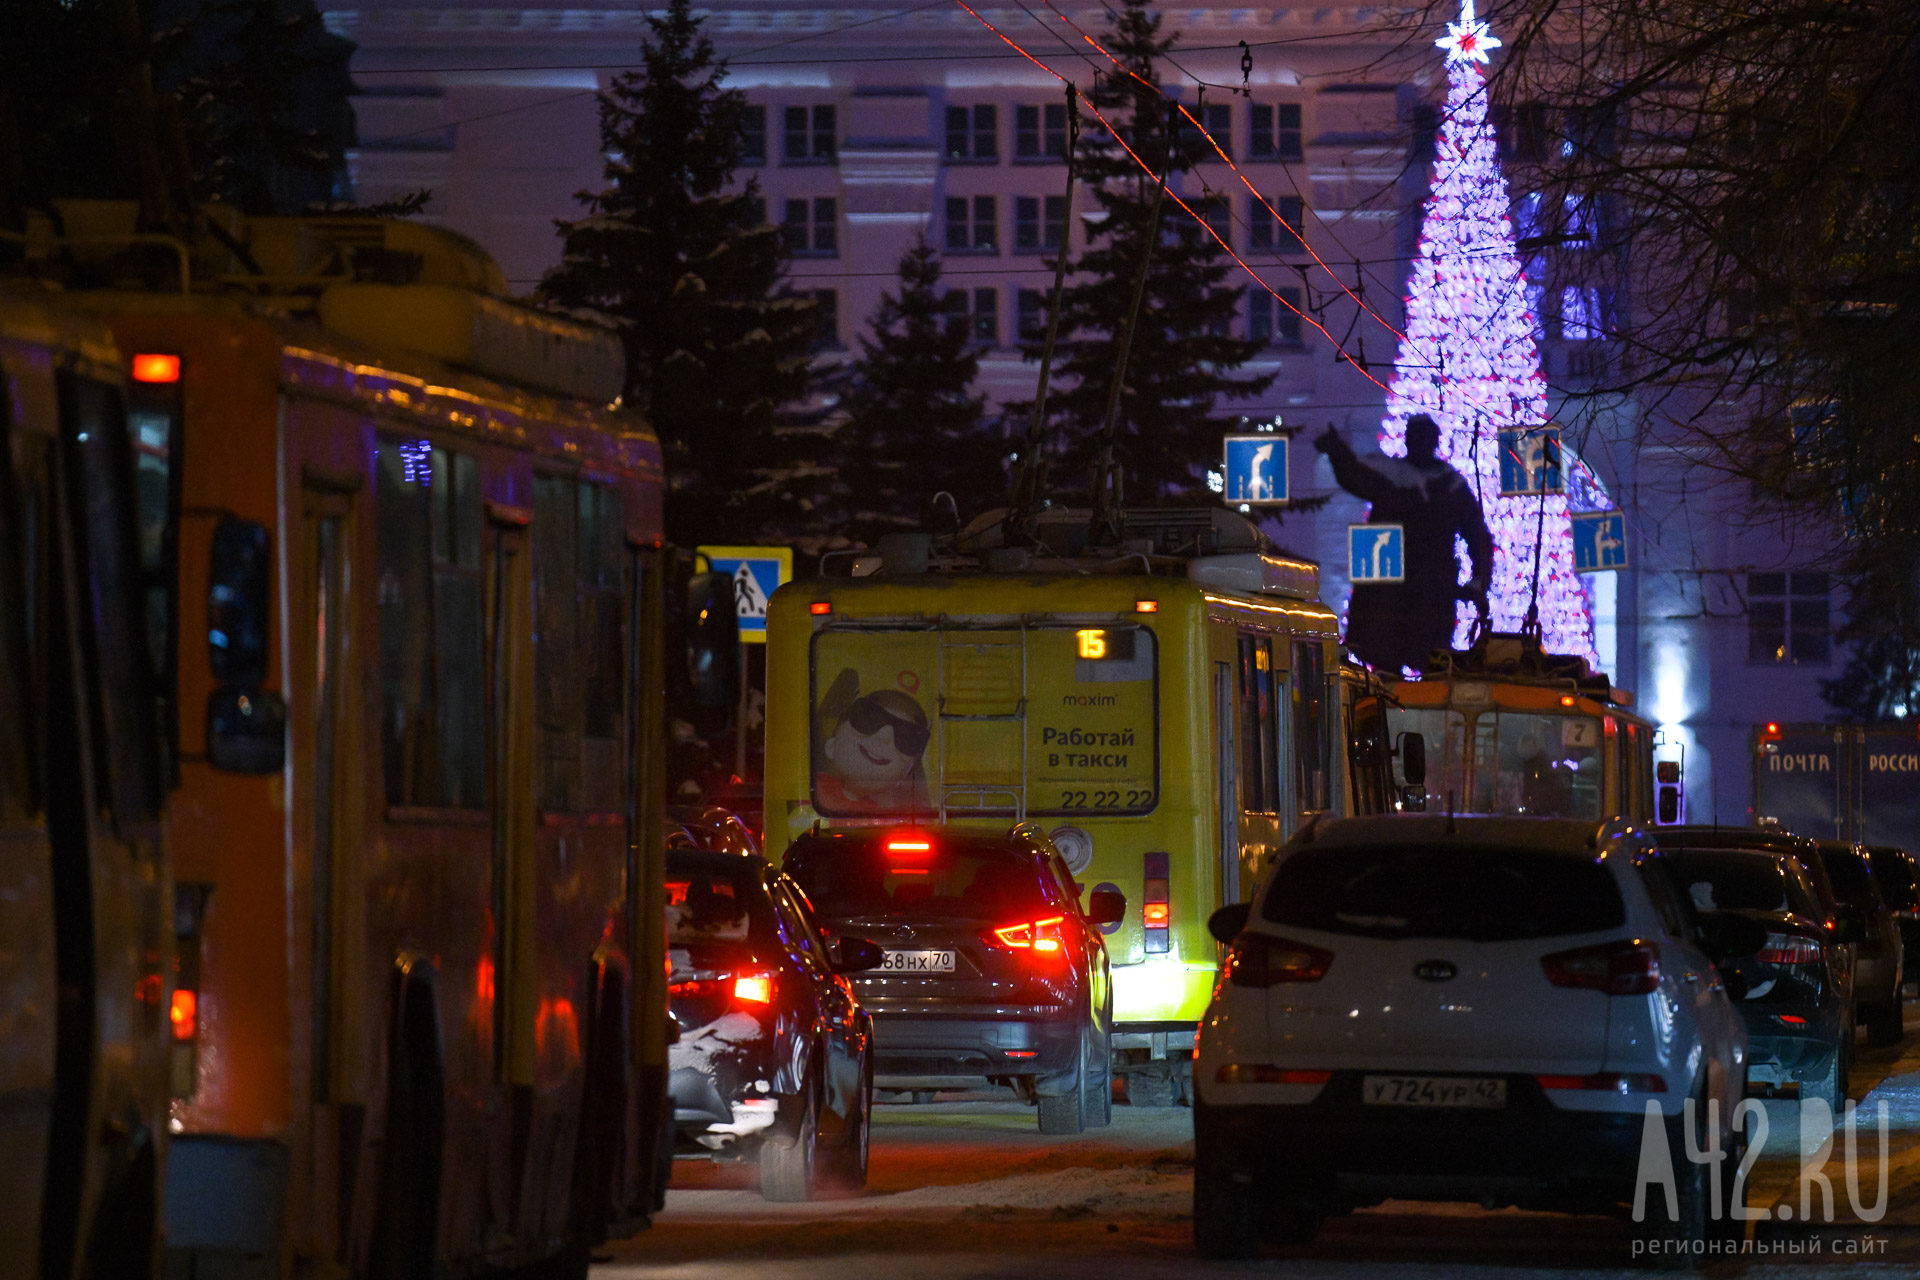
[1413,960,1458,982]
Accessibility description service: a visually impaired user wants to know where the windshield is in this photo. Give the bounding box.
[1390,706,1603,819]
[810,625,1157,818]
[786,835,1051,921]
[1260,843,1625,942]
[1669,850,1819,916]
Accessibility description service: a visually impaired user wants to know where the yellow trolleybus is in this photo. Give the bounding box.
[763,510,1394,1103]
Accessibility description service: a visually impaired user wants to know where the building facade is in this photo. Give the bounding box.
[328,1,1847,829]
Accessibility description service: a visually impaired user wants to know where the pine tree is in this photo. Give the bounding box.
[837,239,998,541]
[539,0,816,547]
[1378,0,1595,660]
[1015,0,1271,507]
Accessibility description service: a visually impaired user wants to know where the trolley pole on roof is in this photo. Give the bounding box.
[1087,99,1179,549]
[1005,83,1079,549]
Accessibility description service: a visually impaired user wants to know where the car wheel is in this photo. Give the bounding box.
[758,1075,820,1202]
[1635,1111,1710,1270]
[1083,1027,1113,1128]
[1192,1165,1264,1258]
[1803,1045,1844,1113]
[1865,1001,1904,1048]
[1127,1065,1177,1108]
[1037,1039,1089,1135]
[823,1058,872,1191]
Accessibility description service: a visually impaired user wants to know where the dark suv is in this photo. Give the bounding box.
[785,825,1126,1134]
[1867,846,1920,989]
[1818,842,1906,1047]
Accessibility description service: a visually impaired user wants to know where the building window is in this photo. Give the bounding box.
[1178,102,1233,158]
[944,287,998,346]
[783,197,837,256]
[808,289,840,350]
[741,104,767,165]
[1495,101,1551,161]
[1560,286,1603,340]
[1015,103,1069,159]
[377,437,484,810]
[946,104,998,162]
[743,195,767,227]
[783,104,836,163]
[1564,194,1593,246]
[1249,286,1304,346]
[1179,195,1229,248]
[1749,573,1830,665]
[1016,287,1047,340]
[1250,102,1304,161]
[945,195,997,253]
[1014,195,1067,252]
[1250,195,1306,255]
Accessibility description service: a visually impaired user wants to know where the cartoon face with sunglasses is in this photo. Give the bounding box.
[816,670,932,812]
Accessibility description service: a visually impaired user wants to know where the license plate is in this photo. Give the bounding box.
[880,949,956,973]
[1362,1075,1507,1108]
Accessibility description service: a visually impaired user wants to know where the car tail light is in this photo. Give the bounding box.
[991,916,1068,956]
[1534,1072,1667,1093]
[1004,1049,1037,1058]
[1776,1014,1808,1025]
[733,972,775,1004]
[1227,934,1333,987]
[172,884,211,1099]
[1143,852,1170,954]
[1758,933,1823,965]
[1215,1064,1331,1085]
[1541,939,1661,995]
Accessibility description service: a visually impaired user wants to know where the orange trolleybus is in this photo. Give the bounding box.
[0,287,174,1279]
[67,214,674,1278]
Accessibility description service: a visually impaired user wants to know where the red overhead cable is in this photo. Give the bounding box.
[1037,0,1408,345]
[951,0,1392,393]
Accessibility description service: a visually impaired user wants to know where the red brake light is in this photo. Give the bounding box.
[810,601,832,615]
[1541,939,1661,995]
[1141,902,1171,928]
[1757,933,1822,965]
[132,353,181,383]
[733,973,774,1004]
[1777,1014,1808,1025]
[170,988,197,1041]
[1227,935,1333,987]
[990,916,1068,955]
[887,839,931,853]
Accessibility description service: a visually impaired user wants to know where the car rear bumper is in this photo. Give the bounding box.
[870,1011,1082,1090]
[1195,1073,1649,1211]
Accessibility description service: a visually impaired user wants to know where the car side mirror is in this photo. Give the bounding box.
[1694,912,1768,960]
[1208,902,1251,945]
[1088,889,1127,927]
[1397,731,1427,788]
[833,936,883,974]
[1831,912,1866,945]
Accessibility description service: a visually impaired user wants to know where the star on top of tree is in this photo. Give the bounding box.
[1436,0,1501,65]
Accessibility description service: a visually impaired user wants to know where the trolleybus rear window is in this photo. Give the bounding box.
[810,625,1157,817]
[1391,706,1603,820]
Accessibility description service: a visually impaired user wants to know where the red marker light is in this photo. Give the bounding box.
[1560,695,1576,707]
[170,988,197,1041]
[1142,902,1171,928]
[810,602,832,615]
[1004,1049,1038,1058]
[1135,600,1158,613]
[132,353,181,383]
[887,840,931,852]
[733,973,774,1004]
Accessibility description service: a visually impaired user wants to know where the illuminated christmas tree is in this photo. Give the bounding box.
[1378,0,1596,659]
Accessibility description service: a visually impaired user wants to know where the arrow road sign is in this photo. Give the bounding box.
[1498,426,1563,496]
[1348,524,1405,584]
[1571,511,1628,572]
[1222,434,1289,505]
[696,545,793,643]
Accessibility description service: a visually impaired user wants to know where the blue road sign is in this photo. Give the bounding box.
[1497,426,1563,495]
[1222,434,1289,505]
[697,545,793,643]
[1348,524,1405,584]
[1571,511,1629,572]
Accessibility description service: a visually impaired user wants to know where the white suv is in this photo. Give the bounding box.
[1194,815,1753,1262]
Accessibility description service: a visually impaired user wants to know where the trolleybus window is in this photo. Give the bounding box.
[377,436,484,808]
[1292,641,1329,811]
[0,400,36,819]
[810,625,1157,817]
[533,475,627,813]
[1390,706,1603,819]
[1237,636,1278,813]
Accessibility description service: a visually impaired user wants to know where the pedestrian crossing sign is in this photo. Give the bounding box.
[1571,511,1628,572]
[697,545,792,643]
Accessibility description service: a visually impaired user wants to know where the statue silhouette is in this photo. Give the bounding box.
[1317,415,1493,672]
